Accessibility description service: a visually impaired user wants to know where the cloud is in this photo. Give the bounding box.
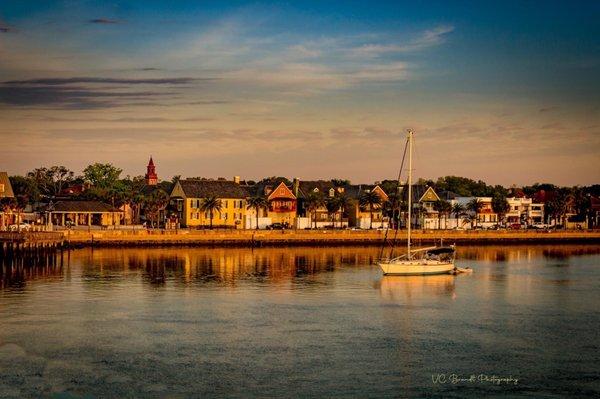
[350,25,454,57]
[0,85,174,109]
[89,19,118,24]
[4,77,205,85]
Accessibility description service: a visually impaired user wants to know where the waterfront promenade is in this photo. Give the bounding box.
[58,229,600,247]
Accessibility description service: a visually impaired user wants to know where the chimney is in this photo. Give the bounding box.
[293,178,299,196]
[233,176,240,184]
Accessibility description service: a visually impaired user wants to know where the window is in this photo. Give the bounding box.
[224,200,228,208]
[0,184,4,193]
[224,213,228,220]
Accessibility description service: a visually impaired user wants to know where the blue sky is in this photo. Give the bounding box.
[0,1,598,184]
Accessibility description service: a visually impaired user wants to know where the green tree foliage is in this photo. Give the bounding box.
[359,190,383,229]
[246,195,269,230]
[199,196,222,229]
[492,195,510,224]
[27,166,75,197]
[304,192,326,228]
[467,198,484,228]
[83,163,123,189]
[434,176,505,197]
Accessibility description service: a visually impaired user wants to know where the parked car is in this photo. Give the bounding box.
[9,222,31,231]
[267,222,289,230]
[531,223,549,229]
[508,223,522,230]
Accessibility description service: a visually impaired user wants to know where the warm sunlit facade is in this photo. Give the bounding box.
[170,179,249,229]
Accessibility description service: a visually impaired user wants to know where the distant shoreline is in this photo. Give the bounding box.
[58,229,600,248]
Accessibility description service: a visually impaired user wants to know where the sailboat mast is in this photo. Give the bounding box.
[407,129,413,260]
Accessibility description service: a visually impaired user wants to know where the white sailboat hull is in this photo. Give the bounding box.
[378,260,455,276]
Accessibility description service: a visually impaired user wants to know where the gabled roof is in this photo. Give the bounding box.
[0,172,15,198]
[345,184,389,201]
[297,180,337,198]
[174,179,249,199]
[267,181,296,200]
[50,201,120,213]
[399,185,440,203]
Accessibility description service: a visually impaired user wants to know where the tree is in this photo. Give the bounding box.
[246,195,269,230]
[326,197,340,228]
[451,203,465,227]
[491,195,509,226]
[334,193,353,228]
[304,192,325,229]
[83,163,122,189]
[433,200,452,229]
[199,196,222,229]
[467,198,483,228]
[27,166,75,198]
[359,190,383,229]
[121,176,147,224]
[145,189,169,228]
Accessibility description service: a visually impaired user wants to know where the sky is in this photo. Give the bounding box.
[0,0,598,186]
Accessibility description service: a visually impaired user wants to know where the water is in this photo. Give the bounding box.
[1,245,599,398]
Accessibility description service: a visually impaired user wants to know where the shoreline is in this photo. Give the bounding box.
[59,229,600,248]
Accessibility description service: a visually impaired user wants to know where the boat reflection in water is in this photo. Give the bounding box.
[378,274,457,301]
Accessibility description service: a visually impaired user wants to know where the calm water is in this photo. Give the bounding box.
[1,245,599,398]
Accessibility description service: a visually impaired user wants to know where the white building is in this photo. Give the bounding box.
[506,197,544,225]
[450,197,498,229]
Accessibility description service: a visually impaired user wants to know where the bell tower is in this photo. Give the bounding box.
[145,156,158,185]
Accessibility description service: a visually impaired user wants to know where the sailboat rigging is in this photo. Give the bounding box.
[378,129,462,276]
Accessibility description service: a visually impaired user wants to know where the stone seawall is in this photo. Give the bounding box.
[60,229,600,248]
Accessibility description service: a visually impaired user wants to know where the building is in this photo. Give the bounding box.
[506,197,545,225]
[297,180,349,228]
[145,157,158,186]
[254,181,298,227]
[451,197,498,228]
[346,184,388,229]
[170,178,249,228]
[402,185,442,229]
[0,172,16,230]
[47,201,123,227]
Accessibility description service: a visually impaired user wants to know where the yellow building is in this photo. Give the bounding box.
[170,179,249,228]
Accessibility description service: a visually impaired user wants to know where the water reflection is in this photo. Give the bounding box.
[378,275,456,301]
[1,244,599,290]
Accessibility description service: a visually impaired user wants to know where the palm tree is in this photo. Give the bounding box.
[491,195,509,226]
[467,198,483,228]
[304,192,326,229]
[199,196,222,229]
[335,193,353,228]
[246,195,269,230]
[451,203,465,228]
[326,197,340,228]
[433,200,452,229]
[359,190,383,229]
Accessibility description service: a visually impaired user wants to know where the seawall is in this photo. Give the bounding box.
[60,229,600,248]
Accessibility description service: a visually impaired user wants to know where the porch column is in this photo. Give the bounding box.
[61,213,65,226]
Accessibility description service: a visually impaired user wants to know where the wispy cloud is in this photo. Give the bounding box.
[350,25,454,57]
[4,77,205,85]
[89,18,118,24]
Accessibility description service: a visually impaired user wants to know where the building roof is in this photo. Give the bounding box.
[297,180,338,198]
[398,184,440,203]
[0,172,15,198]
[50,200,121,213]
[175,179,250,199]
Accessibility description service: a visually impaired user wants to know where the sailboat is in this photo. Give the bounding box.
[378,129,458,276]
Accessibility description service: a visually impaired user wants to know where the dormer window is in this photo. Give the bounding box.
[313,188,319,192]
[329,188,335,197]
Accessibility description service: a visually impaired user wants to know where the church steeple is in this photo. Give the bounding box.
[145,156,158,185]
